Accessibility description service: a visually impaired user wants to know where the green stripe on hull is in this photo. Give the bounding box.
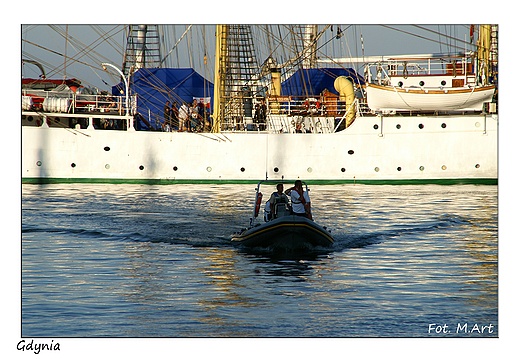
[22,177,498,185]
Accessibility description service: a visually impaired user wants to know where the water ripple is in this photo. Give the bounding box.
[22,183,497,337]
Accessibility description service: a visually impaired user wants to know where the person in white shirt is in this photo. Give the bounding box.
[285,180,312,220]
[303,190,312,220]
[178,102,188,131]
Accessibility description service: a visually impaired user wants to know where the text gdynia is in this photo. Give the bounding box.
[17,339,60,354]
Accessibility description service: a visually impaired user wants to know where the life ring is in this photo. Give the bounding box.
[254,192,263,217]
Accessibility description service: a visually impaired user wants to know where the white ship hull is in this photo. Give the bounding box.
[22,112,497,184]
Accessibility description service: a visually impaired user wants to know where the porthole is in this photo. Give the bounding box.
[341,168,346,172]
[475,122,481,128]
[139,165,144,171]
[206,166,212,172]
[396,124,401,129]
[348,150,354,155]
[28,116,34,122]
[36,161,42,167]
[173,166,178,171]
[441,165,447,171]
[105,164,110,170]
[397,167,402,171]
[374,167,380,172]
[419,166,425,171]
[240,167,245,172]
[419,81,425,87]
[104,146,110,151]
[475,164,480,169]
[418,123,424,129]
[373,124,379,130]
[398,81,403,87]
[307,167,312,173]
[441,80,446,86]
[441,123,447,129]
[71,163,76,168]
[274,167,279,173]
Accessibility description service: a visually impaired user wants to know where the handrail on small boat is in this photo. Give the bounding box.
[253,179,308,193]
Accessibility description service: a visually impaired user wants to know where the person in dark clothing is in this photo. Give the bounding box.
[269,183,289,219]
[163,101,172,131]
[257,98,267,130]
[171,102,179,130]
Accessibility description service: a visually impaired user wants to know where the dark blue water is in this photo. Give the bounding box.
[22,184,497,338]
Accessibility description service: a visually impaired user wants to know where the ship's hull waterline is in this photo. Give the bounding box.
[22,112,497,185]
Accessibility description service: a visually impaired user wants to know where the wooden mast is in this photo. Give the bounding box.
[211,25,259,132]
[477,25,497,86]
[212,25,228,133]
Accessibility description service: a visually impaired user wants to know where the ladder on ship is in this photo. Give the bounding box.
[122,25,162,77]
[214,25,260,131]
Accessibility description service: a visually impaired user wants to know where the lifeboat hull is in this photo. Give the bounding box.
[366,83,495,111]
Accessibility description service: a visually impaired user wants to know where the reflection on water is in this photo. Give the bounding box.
[22,184,497,337]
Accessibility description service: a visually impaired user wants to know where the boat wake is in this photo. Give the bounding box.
[22,225,150,242]
[331,214,472,251]
[22,213,472,258]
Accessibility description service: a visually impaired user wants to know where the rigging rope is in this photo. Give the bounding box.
[22,25,126,90]
[380,25,473,53]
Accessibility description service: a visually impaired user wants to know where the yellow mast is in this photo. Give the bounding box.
[477,25,491,85]
[212,25,228,133]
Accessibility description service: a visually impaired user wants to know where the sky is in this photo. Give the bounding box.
[21,24,476,91]
[14,0,511,92]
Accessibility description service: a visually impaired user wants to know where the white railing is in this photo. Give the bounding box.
[217,95,366,133]
[21,90,136,116]
[385,56,473,77]
[365,56,476,87]
[266,96,352,118]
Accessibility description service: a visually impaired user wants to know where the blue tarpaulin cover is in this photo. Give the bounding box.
[112,68,213,130]
[281,68,364,97]
[112,67,363,129]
